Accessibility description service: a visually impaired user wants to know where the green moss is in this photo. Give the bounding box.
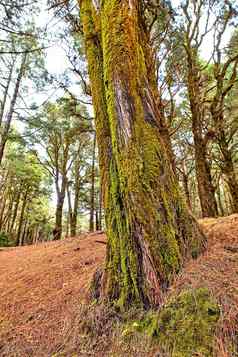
[127,288,220,356]
[80,0,207,311]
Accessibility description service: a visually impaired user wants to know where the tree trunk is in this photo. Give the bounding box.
[54,174,67,240]
[0,53,27,165]
[0,59,14,127]
[79,0,206,309]
[194,138,218,217]
[185,43,217,217]
[9,190,21,233]
[98,186,102,230]
[217,182,225,216]
[54,195,64,240]
[89,133,96,232]
[218,131,238,213]
[181,172,192,210]
[66,182,73,237]
[71,143,81,237]
[16,189,28,246]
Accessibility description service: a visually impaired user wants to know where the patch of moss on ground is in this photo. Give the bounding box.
[124,288,220,357]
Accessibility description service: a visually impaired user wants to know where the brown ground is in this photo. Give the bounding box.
[0,216,238,356]
[0,232,106,356]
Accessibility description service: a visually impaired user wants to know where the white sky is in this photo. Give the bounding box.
[43,1,232,77]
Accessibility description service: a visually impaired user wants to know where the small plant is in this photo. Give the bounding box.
[0,231,10,247]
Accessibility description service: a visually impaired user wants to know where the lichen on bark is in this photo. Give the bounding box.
[79,0,207,310]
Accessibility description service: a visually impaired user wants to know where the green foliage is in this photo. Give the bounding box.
[0,231,10,247]
[125,288,220,357]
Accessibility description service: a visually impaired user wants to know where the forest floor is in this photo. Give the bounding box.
[0,215,238,356]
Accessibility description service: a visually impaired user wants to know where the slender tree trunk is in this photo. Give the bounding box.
[217,182,225,216]
[0,59,14,127]
[71,146,81,237]
[66,210,70,238]
[218,131,238,213]
[6,192,15,233]
[9,190,21,232]
[21,220,28,246]
[95,208,99,230]
[16,189,28,246]
[80,0,206,309]
[98,186,102,230]
[54,173,67,240]
[181,172,192,210]
[89,133,96,232]
[54,195,64,240]
[0,53,27,165]
[66,182,73,237]
[0,197,6,230]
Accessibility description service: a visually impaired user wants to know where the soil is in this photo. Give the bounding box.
[0,216,238,356]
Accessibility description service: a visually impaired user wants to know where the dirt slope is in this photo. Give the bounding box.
[0,216,238,356]
[0,232,106,356]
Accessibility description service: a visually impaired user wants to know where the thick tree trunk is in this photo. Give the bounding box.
[226,173,238,213]
[185,44,217,217]
[79,0,206,309]
[194,137,218,217]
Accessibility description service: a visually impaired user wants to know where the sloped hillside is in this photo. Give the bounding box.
[0,232,106,356]
[0,216,238,356]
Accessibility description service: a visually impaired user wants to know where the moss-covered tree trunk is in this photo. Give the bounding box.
[184,44,218,218]
[218,130,238,213]
[193,134,218,218]
[79,0,206,309]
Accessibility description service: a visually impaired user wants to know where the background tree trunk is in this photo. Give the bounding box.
[16,188,28,246]
[0,53,27,165]
[89,133,96,232]
[185,45,218,217]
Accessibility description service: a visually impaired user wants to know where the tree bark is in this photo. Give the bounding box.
[9,190,21,233]
[185,49,218,217]
[0,59,14,127]
[0,53,27,165]
[16,188,28,246]
[218,133,238,213]
[194,137,218,217]
[79,0,206,309]
[70,142,82,237]
[89,133,96,231]
[54,192,65,240]
[181,171,192,211]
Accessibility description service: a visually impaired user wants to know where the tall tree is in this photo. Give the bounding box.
[89,132,96,232]
[79,0,206,309]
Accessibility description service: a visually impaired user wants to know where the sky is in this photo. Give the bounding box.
[43,1,232,77]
